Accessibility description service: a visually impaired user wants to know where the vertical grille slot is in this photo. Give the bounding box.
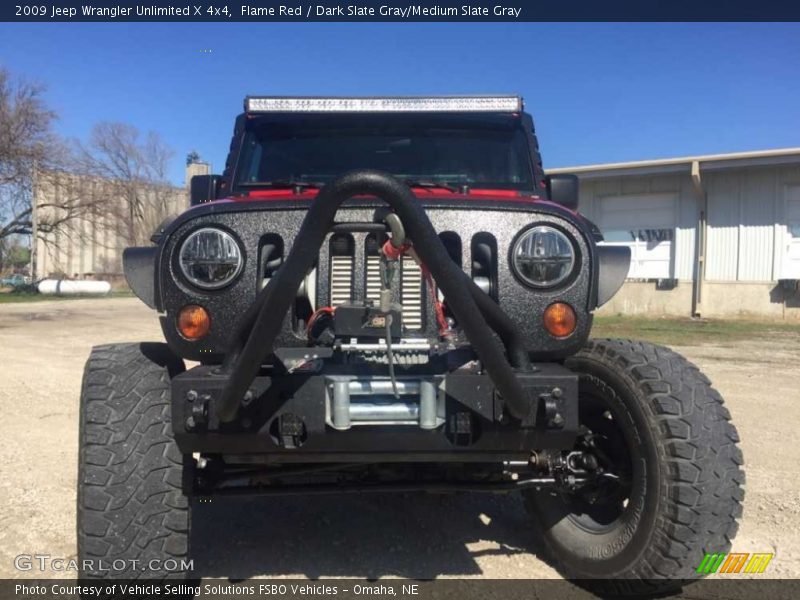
[471,232,498,299]
[330,256,354,305]
[258,234,284,289]
[401,256,423,330]
[365,254,382,306]
[437,232,463,325]
[364,233,423,332]
[439,231,462,266]
[330,234,354,306]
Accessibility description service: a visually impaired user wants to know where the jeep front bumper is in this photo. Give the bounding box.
[171,362,579,463]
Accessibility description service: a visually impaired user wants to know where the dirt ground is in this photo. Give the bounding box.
[1,298,799,580]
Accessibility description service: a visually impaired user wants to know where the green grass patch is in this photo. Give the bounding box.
[0,290,134,303]
[591,315,800,346]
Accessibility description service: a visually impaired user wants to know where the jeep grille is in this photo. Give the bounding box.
[330,252,423,332]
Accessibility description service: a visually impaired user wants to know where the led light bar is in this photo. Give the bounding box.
[245,96,523,114]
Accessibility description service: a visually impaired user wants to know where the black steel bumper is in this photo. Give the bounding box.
[171,362,579,462]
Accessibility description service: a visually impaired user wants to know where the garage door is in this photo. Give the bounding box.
[782,185,800,279]
[597,193,677,279]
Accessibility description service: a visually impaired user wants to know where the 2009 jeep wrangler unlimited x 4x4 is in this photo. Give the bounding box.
[78,96,744,593]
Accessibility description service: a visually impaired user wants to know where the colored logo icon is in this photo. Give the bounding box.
[697,552,774,574]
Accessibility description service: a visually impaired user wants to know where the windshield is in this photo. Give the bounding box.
[234,114,534,191]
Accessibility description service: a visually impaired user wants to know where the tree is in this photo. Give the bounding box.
[0,68,101,259]
[0,69,53,184]
[78,122,176,246]
[1,67,180,277]
[0,237,29,272]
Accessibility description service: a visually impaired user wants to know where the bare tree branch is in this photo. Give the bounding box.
[1,67,179,275]
[76,122,176,246]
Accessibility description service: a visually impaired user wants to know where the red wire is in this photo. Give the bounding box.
[307,252,451,340]
[306,306,335,338]
[420,264,450,336]
[389,245,450,338]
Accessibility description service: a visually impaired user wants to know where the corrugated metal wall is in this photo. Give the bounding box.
[705,173,739,280]
[576,164,800,285]
[577,172,696,280]
[705,165,800,281]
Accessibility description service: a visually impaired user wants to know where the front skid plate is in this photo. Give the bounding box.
[171,363,579,459]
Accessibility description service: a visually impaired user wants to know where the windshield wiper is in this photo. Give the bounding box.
[403,179,458,193]
[241,179,460,194]
[239,180,323,191]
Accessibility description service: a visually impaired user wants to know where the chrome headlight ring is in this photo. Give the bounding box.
[511,225,577,289]
[178,227,244,290]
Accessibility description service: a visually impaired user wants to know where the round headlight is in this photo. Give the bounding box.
[512,225,575,288]
[178,228,243,290]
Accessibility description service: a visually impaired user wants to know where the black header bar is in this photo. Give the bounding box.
[4,0,800,22]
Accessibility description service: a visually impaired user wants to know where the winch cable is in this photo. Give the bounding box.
[384,313,399,399]
[218,170,532,423]
[378,240,400,399]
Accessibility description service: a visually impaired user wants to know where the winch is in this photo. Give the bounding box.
[326,376,445,430]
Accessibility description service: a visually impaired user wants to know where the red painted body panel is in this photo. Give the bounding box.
[221,187,543,203]
[201,187,580,216]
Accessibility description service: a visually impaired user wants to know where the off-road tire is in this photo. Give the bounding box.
[524,339,744,595]
[77,343,191,579]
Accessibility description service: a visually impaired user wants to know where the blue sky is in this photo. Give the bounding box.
[1,22,798,185]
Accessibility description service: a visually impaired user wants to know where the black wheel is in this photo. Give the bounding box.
[77,343,191,579]
[524,339,744,595]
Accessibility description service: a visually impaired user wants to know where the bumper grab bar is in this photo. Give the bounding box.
[217,170,532,423]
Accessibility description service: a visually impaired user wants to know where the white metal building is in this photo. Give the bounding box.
[548,148,800,320]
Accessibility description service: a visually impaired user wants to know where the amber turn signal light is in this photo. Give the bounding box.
[177,305,211,340]
[543,302,576,338]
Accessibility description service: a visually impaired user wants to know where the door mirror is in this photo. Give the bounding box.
[545,174,579,210]
[190,175,223,206]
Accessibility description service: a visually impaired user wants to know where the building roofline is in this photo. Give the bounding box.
[546,147,800,178]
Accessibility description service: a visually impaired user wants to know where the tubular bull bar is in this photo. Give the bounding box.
[216,170,540,424]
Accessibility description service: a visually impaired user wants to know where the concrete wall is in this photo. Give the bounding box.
[35,175,187,279]
[597,281,693,317]
[702,281,800,321]
[598,280,800,321]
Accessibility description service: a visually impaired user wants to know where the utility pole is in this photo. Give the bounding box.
[29,159,38,280]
